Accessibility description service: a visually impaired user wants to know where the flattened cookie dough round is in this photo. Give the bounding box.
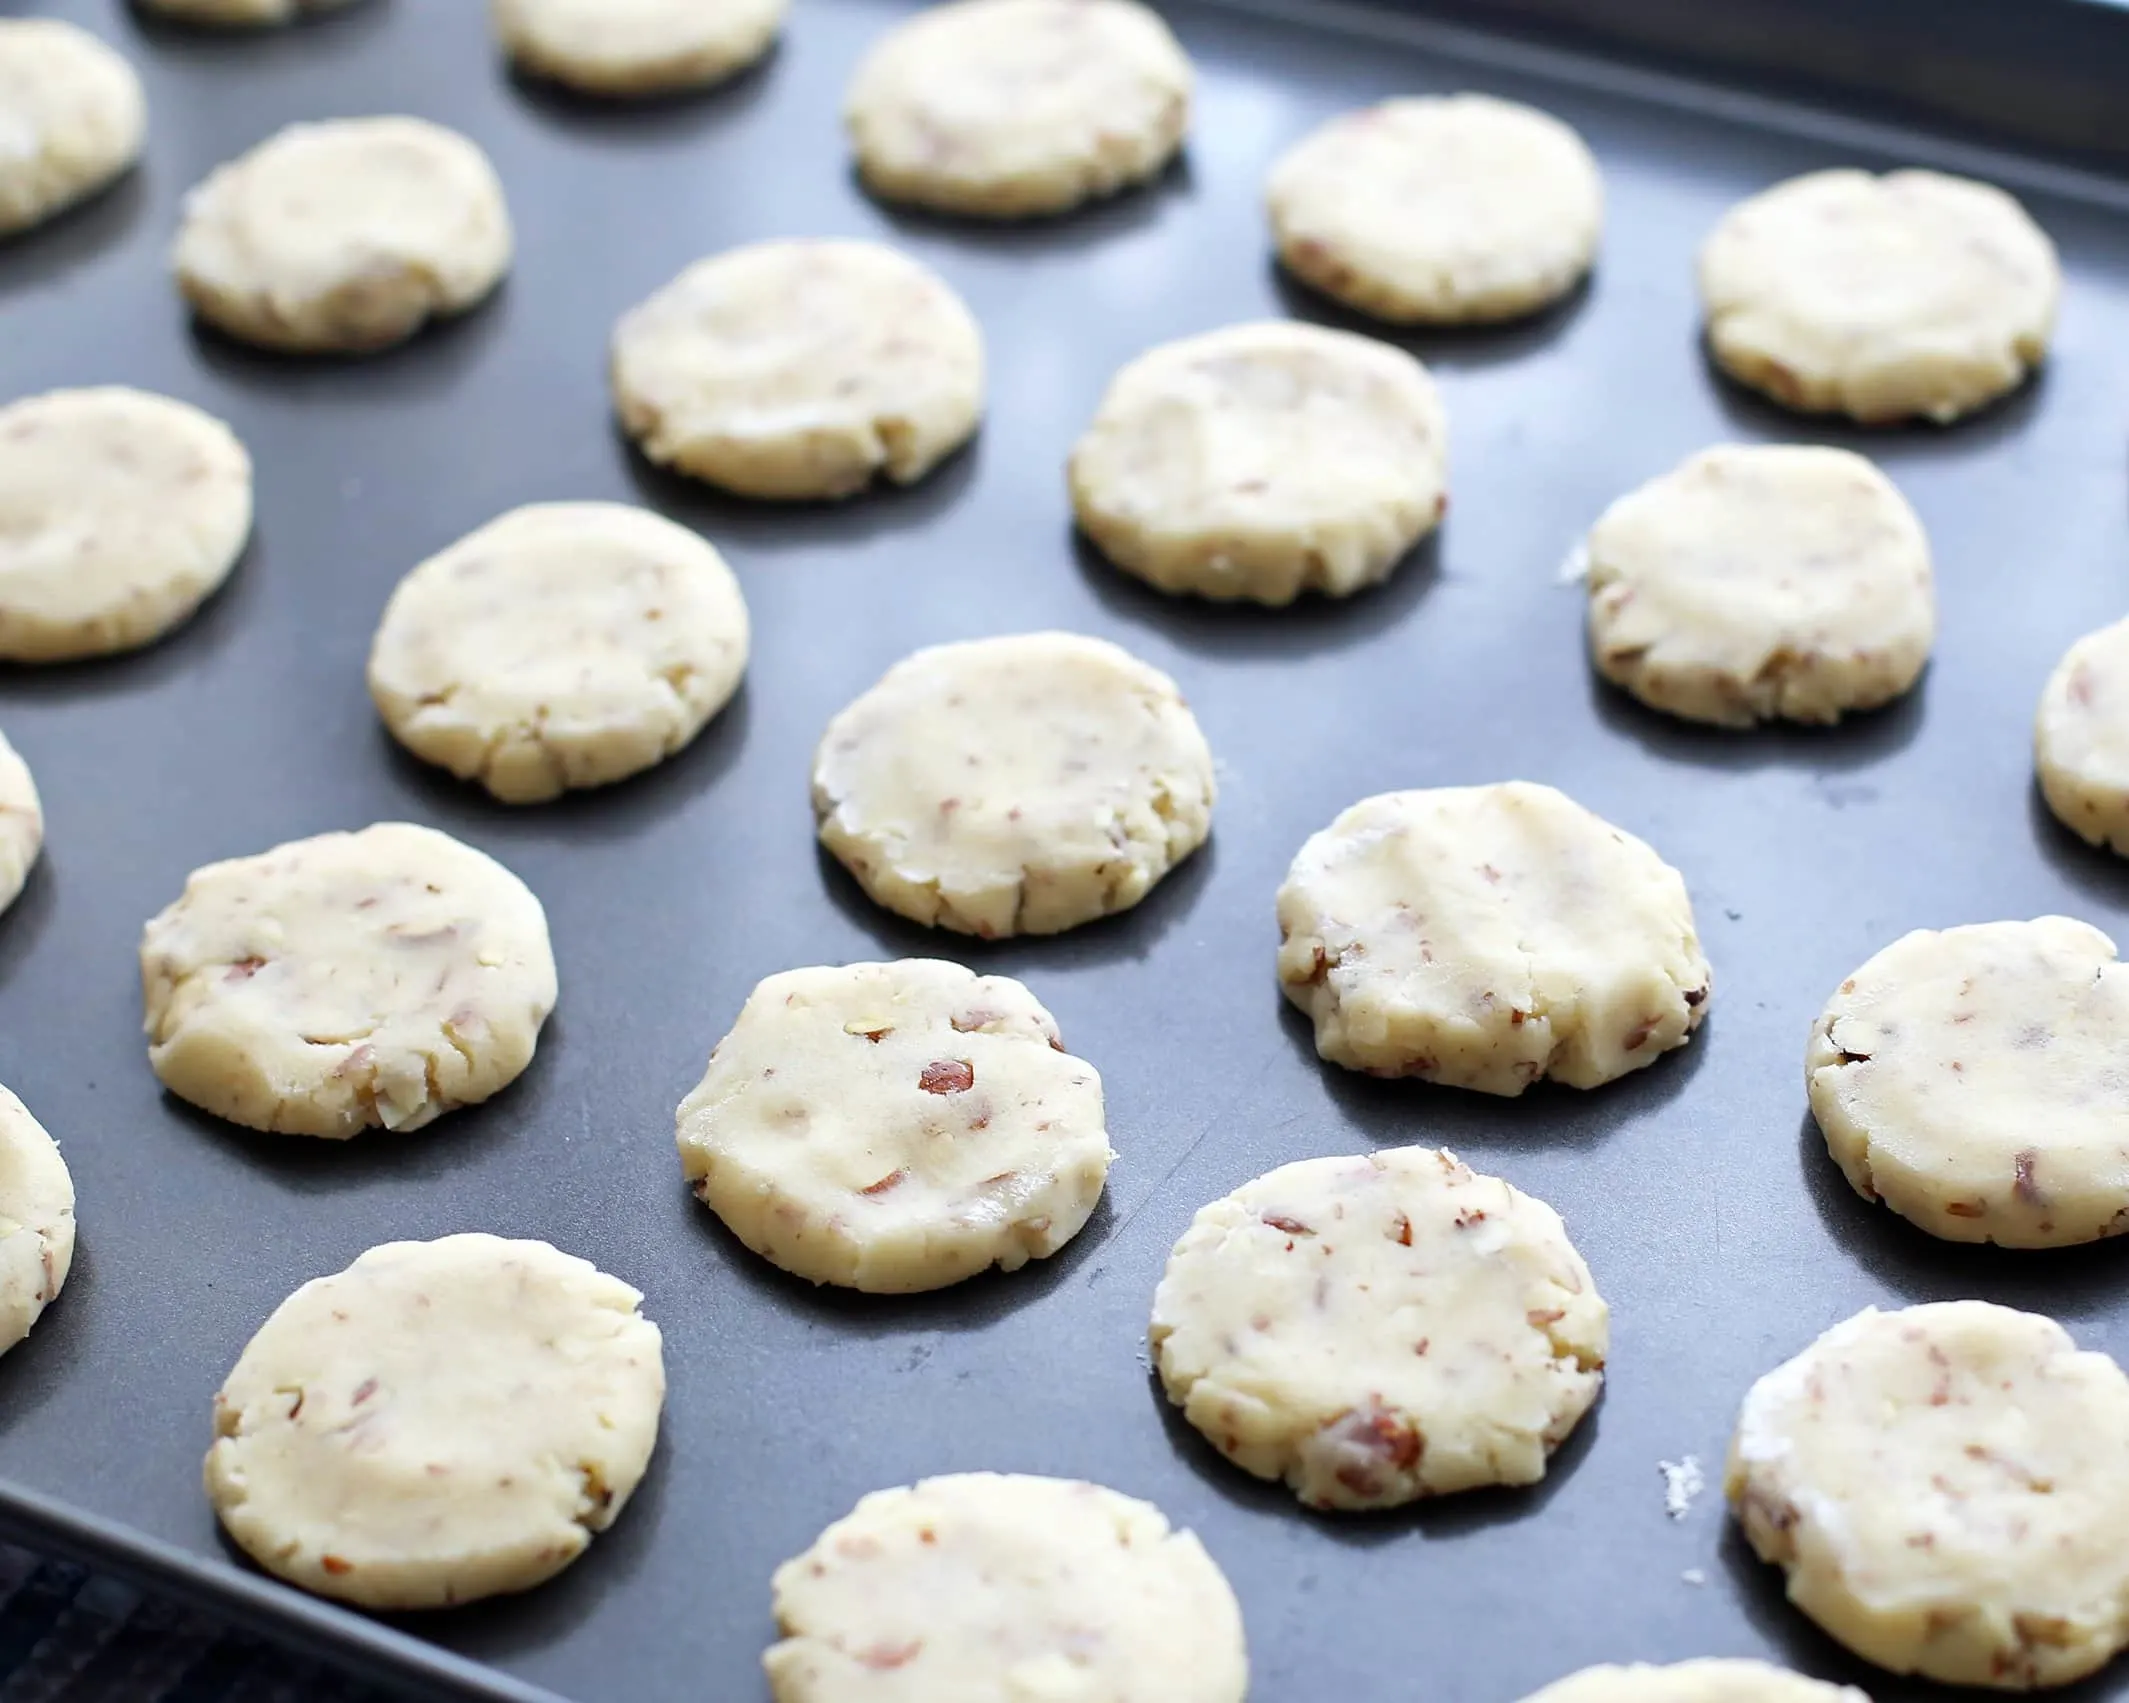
[1277,781,1711,1093]
[138,0,361,24]
[0,1086,75,1358]
[1699,169,2059,425]
[140,823,557,1138]
[612,239,982,500]
[1807,918,2129,1248]
[677,960,1109,1292]
[1268,93,1602,325]
[493,0,785,95]
[765,1473,1247,1702]
[844,0,1192,219]
[1068,321,1447,604]
[1587,444,1934,727]
[2037,615,2129,856]
[0,732,41,918]
[368,502,749,804]
[813,633,1215,937]
[0,387,252,663]
[1151,1148,1605,1510]
[0,20,144,238]
[1520,1661,1870,1703]
[205,1233,663,1609]
[174,117,512,355]
[1729,1301,2129,1687]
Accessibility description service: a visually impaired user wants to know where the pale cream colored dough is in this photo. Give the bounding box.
[1519,1661,1870,1703]
[813,632,1215,938]
[205,1233,663,1610]
[1729,1301,2129,1688]
[0,1086,75,1359]
[1068,320,1448,604]
[0,732,41,919]
[765,1473,1247,1702]
[1587,444,1935,727]
[139,823,557,1138]
[1268,93,1602,325]
[612,238,983,500]
[1277,781,1711,1093]
[493,0,786,95]
[174,117,512,354]
[0,20,144,237]
[138,0,361,25]
[368,502,749,804]
[1699,169,2059,424]
[844,0,1191,219]
[2036,615,2129,857]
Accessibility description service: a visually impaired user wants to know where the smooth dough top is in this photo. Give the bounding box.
[1277,782,1711,1093]
[813,632,1216,938]
[1068,320,1448,604]
[1807,917,2129,1249]
[493,0,786,94]
[1268,93,1602,324]
[1587,444,1935,727]
[0,19,145,237]
[612,239,984,500]
[138,0,361,24]
[0,731,42,919]
[844,0,1192,218]
[1151,1147,1606,1510]
[0,387,253,664]
[1699,169,2059,424]
[205,1233,664,1610]
[0,1086,75,1361]
[368,502,750,805]
[174,117,513,354]
[2037,615,2129,857]
[765,1473,1247,1703]
[1728,1301,2129,1688]
[140,823,558,1139]
[1519,1661,1870,1703]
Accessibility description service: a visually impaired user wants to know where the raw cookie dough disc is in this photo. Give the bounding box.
[1586,444,1935,727]
[1699,169,2059,424]
[205,1233,663,1609]
[139,823,558,1138]
[0,20,145,237]
[1276,781,1711,1093]
[812,632,1216,938]
[765,1473,1247,1702]
[0,1086,75,1358]
[843,0,1192,219]
[1729,1301,2129,1687]
[1520,1661,1869,1703]
[2037,615,2129,856]
[1268,93,1602,325]
[368,501,749,804]
[0,387,253,663]
[612,239,983,500]
[1068,320,1448,605]
[174,117,512,355]
[0,732,41,918]
[1807,917,2129,1248]
[137,0,361,25]
[1150,1147,1606,1510]
[493,0,785,95]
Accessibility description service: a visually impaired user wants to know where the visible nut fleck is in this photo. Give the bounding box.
[320,1555,353,1576]
[861,1170,907,1197]
[1262,1213,1313,1236]
[918,1059,973,1094]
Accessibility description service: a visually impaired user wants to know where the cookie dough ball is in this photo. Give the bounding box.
[1068,321,1447,605]
[1151,1148,1605,1511]
[844,0,1191,219]
[137,0,361,24]
[140,823,557,1139]
[0,388,252,663]
[368,502,749,805]
[1519,1661,1869,1703]
[1699,169,2059,425]
[174,117,512,355]
[0,1086,75,1359]
[205,1234,663,1610]
[0,733,42,919]
[1277,782,1711,1093]
[2037,615,2129,856]
[1587,444,1934,727]
[612,239,983,500]
[1729,1301,2129,1687]
[813,633,1215,938]
[493,0,784,95]
[765,1473,1247,1703]
[1268,93,1601,325]
[0,20,144,237]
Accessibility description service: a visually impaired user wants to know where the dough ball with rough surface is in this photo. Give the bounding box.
[174,117,512,355]
[205,1233,663,1610]
[1587,444,1934,727]
[1277,781,1710,1093]
[1069,320,1447,604]
[813,632,1215,937]
[138,0,361,24]
[676,959,1109,1292]
[0,733,41,919]
[765,1473,1246,1702]
[612,239,982,500]
[2036,614,2129,857]
[0,1086,74,1360]
[1699,169,2058,424]
[1151,1147,1605,1510]
[1269,93,1601,325]
[844,0,1191,219]
[0,20,144,237]
[140,823,557,1138]
[493,0,785,96]
[368,502,749,804]
[1519,1660,1869,1703]
[1728,1300,2129,1687]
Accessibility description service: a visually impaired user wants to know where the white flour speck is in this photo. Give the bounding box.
[1660,1455,1705,1520]
[1681,1568,1706,1587]
[1556,538,1591,584]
